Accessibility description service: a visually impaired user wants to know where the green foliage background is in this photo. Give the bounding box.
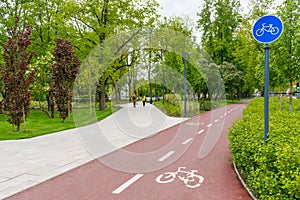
[229,97,300,199]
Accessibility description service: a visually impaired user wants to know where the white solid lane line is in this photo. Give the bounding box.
[112,174,144,194]
[158,151,175,162]
[197,130,205,134]
[181,138,193,145]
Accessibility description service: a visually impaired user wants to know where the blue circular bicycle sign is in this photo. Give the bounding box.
[252,15,283,43]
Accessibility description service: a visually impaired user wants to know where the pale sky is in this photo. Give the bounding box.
[158,0,251,20]
[158,0,283,20]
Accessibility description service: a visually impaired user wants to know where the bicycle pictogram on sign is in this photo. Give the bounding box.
[155,167,204,188]
[255,23,279,36]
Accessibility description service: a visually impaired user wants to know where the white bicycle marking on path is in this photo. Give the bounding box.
[155,167,204,188]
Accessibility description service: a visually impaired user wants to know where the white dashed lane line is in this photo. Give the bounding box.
[207,123,212,128]
[181,138,193,145]
[214,119,219,123]
[197,129,205,135]
[112,174,144,194]
[158,151,175,162]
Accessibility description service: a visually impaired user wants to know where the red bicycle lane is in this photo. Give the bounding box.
[7,101,252,200]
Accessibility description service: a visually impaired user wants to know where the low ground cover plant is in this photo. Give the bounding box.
[229,97,300,199]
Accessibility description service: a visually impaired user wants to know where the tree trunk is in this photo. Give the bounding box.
[100,90,106,111]
[39,100,51,118]
[68,99,71,122]
[51,103,55,118]
[47,94,51,111]
[128,69,132,102]
[100,82,106,111]
[17,123,20,132]
[50,92,55,118]
[23,105,26,132]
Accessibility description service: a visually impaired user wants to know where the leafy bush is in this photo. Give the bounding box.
[229,97,300,199]
[155,97,233,117]
[154,101,181,117]
[165,93,181,105]
[199,99,219,111]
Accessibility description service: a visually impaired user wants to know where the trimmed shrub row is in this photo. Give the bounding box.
[158,94,220,117]
[229,97,300,199]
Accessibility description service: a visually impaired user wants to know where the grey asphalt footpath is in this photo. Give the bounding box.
[0,102,187,199]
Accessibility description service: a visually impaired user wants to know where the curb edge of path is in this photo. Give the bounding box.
[233,163,258,200]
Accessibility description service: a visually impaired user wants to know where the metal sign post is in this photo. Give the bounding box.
[252,15,283,145]
[264,43,270,144]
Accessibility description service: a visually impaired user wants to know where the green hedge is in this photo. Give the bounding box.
[229,97,300,199]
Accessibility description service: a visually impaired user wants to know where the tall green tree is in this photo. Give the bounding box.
[232,17,263,95]
[197,0,241,65]
[197,0,244,98]
[272,0,300,111]
[30,52,55,117]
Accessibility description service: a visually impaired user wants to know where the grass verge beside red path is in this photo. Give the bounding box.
[0,107,118,140]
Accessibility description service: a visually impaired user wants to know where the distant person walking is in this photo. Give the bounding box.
[142,95,146,107]
[132,93,137,108]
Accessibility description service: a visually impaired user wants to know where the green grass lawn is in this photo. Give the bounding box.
[0,107,119,140]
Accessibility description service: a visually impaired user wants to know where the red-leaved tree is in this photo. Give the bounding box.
[1,18,37,132]
[50,38,81,122]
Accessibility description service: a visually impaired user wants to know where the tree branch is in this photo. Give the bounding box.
[114,28,142,56]
[71,16,97,32]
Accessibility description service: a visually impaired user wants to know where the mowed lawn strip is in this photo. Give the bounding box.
[0,107,118,140]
